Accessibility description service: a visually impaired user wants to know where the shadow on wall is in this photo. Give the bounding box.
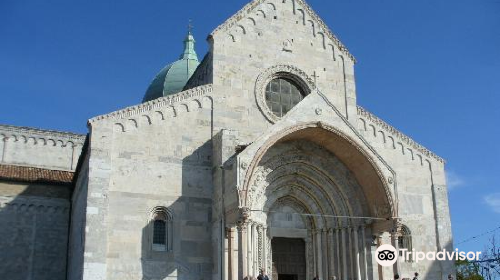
[0,180,72,280]
[140,140,213,280]
[388,235,455,280]
[417,240,455,280]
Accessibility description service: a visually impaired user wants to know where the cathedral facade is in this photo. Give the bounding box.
[0,1,454,280]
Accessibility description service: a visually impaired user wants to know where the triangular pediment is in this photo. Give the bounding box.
[211,0,356,63]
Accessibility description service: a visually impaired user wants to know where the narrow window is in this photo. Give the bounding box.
[153,220,166,245]
[151,207,173,252]
[398,225,412,262]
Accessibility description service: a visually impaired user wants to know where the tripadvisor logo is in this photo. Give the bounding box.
[376,244,398,266]
[376,244,482,267]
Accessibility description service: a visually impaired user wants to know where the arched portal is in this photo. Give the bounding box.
[227,124,398,280]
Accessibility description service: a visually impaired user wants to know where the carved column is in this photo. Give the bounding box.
[263,226,268,273]
[341,228,348,280]
[361,226,369,280]
[257,225,263,271]
[323,229,329,280]
[238,224,248,280]
[253,223,258,276]
[223,227,229,280]
[391,230,401,277]
[228,227,235,280]
[328,229,335,280]
[349,228,354,279]
[353,227,361,280]
[335,229,341,280]
[248,223,254,278]
[316,230,323,279]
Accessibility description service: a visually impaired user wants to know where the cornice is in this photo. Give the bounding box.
[88,84,213,124]
[357,106,445,164]
[0,124,85,144]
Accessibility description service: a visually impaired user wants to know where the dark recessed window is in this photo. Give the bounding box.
[265,78,305,117]
[153,220,166,245]
[151,208,173,252]
[398,225,413,262]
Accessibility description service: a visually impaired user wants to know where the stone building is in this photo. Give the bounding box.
[0,0,454,280]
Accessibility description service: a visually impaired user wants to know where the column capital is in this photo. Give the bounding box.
[237,222,248,232]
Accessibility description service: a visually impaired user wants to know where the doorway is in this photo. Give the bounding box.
[271,238,306,280]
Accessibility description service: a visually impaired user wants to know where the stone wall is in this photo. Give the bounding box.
[210,0,358,139]
[0,125,85,171]
[0,180,71,280]
[67,154,90,280]
[356,107,453,278]
[82,85,215,280]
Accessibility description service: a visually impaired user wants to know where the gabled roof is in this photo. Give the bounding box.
[211,0,356,63]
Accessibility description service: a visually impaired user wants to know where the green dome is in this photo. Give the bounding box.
[143,31,199,102]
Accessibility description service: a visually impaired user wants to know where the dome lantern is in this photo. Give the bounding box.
[143,24,200,103]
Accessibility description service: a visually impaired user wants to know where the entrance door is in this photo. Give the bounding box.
[271,238,306,280]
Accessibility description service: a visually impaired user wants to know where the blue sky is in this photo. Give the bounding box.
[1,0,499,253]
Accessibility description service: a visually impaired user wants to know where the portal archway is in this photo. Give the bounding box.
[233,123,398,280]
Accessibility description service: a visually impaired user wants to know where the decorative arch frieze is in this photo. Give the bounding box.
[0,125,84,148]
[98,85,213,134]
[211,0,356,63]
[357,106,445,165]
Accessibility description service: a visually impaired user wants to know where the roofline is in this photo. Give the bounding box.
[357,106,445,164]
[89,84,213,124]
[0,124,85,139]
[0,164,74,186]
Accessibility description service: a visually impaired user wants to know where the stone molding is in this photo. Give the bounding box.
[356,106,445,164]
[210,0,356,63]
[89,84,213,124]
[237,85,403,217]
[255,65,315,123]
[0,196,69,214]
[0,125,85,147]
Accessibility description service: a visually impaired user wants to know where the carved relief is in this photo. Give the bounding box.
[282,39,293,52]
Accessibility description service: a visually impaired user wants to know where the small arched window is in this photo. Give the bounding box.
[151,207,173,252]
[265,78,305,117]
[398,225,412,262]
